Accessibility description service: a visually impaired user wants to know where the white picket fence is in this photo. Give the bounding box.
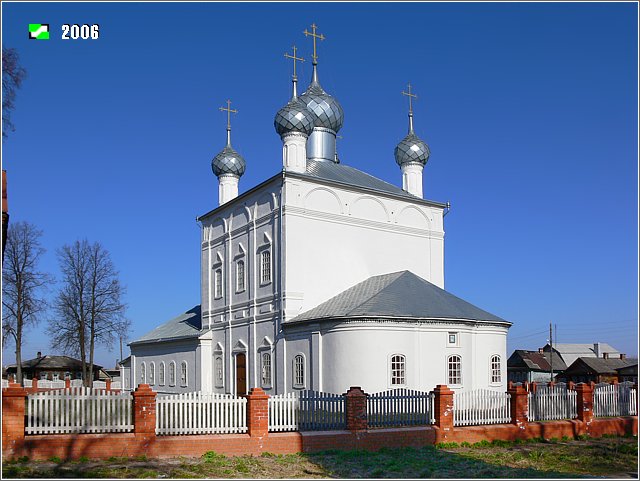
[70,379,84,388]
[528,384,577,421]
[35,380,66,389]
[593,383,637,417]
[156,392,247,435]
[367,388,435,427]
[2,379,8,389]
[26,387,133,434]
[268,392,299,432]
[454,389,511,426]
[23,379,33,388]
[93,381,107,389]
[111,381,122,390]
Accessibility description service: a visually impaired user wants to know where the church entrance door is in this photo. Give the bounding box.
[235,353,246,396]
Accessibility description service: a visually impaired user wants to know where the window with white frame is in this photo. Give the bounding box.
[490,355,501,383]
[448,332,458,346]
[293,354,305,388]
[140,362,146,384]
[236,260,245,292]
[390,354,406,385]
[214,268,223,299]
[448,355,462,385]
[214,356,224,388]
[149,362,155,385]
[181,361,188,387]
[159,362,165,386]
[260,250,271,284]
[169,361,176,386]
[261,352,272,388]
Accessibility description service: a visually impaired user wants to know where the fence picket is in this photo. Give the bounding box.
[453,389,511,426]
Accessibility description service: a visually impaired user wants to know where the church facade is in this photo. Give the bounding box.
[129,26,511,396]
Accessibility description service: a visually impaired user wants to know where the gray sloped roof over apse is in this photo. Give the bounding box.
[291,271,509,324]
[130,305,202,345]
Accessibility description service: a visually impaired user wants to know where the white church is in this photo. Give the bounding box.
[128,25,511,396]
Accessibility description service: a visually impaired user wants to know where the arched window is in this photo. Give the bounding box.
[448,355,462,385]
[491,355,501,383]
[169,361,176,386]
[261,251,271,284]
[181,361,188,387]
[261,352,272,388]
[236,260,245,292]
[390,354,406,385]
[214,269,223,298]
[293,354,305,388]
[149,362,155,385]
[159,362,165,386]
[140,362,146,384]
[214,356,224,388]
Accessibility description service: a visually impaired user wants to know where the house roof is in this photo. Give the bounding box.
[508,350,567,372]
[565,357,637,375]
[290,270,509,324]
[543,343,621,367]
[129,305,202,345]
[6,355,102,371]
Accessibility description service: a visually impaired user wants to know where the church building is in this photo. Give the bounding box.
[128,25,511,396]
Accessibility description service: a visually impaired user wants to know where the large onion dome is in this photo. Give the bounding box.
[212,141,246,177]
[274,96,314,137]
[300,66,344,133]
[394,131,430,167]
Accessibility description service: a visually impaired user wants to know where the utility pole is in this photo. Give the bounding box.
[550,322,554,382]
[119,336,123,366]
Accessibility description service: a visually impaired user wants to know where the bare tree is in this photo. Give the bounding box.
[2,47,27,138]
[48,240,129,385]
[2,222,51,383]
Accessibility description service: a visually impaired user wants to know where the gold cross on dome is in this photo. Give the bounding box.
[219,99,238,130]
[284,45,305,77]
[303,23,325,63]
[402,83,418,114]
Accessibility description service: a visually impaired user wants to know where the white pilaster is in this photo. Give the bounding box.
[401,162,424,198]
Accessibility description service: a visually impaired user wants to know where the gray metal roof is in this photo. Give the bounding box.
[301,160,420,200]
[290,271,509,324]
[543,343,621,367]
[130,305,202,345]
[566,357,637,375]
[6,355,102,371]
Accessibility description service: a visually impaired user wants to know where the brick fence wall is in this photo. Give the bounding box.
[2,382,637,461]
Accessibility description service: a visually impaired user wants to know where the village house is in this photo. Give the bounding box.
[507,349,567,383]
[5,352,103,382]
[558,355,637,384]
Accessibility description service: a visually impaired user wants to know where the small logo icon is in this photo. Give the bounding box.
[29,24,50,40]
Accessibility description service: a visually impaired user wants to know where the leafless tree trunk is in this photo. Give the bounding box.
[2,222,50,384]
[49,240,129,386]
[2,47,27,138]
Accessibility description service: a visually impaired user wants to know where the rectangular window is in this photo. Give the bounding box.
[448,332,457,345]
[261,251,271,284]
[236,260,245,292]
[261,352,272,388]
[159,363,165,386]
[214,269,223,298]
[181,362,188,387]
[215,356,224,388]
[391,355,406,385]
[149,363,155,385]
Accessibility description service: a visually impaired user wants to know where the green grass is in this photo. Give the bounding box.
[1,435,637,478]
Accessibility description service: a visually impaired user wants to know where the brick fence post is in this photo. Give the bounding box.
[508,384,528,430]
[345,387,368,431]
[133,384,157,438]
[576,383,594,428]
[246,387,269,438]
[433,385,454,440]
[106,379,112,391]
[65,378,71,389]
[2,383,27,458]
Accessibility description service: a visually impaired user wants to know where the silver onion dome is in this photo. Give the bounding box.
[395,131,430,167]
[212,142,246,177]
[275,97,314,137]
[300,67,344,133]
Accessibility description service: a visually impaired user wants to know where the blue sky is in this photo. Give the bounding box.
[1,2,637,369]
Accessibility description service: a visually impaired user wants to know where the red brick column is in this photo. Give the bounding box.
[106,379,112,391]
[133,384,157,438]
[2,383,27,457]
[246,387,269,438]
[508,384,528,429]
[576,383,594,426]
[433,385,454,435]
[345,387,368,431]
[65,378,71,389]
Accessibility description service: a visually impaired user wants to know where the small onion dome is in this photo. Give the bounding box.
[394,131,430,167]
[300,72,344,133]
[212,144,246,177]
[274,97,314,137]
